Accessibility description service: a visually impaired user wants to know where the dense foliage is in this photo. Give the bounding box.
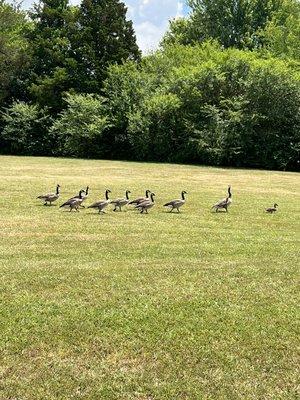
[0,0,299,170]
[104,44,300,170]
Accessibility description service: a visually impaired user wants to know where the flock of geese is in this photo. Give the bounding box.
[37,185,279,214]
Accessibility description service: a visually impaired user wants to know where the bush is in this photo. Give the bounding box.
[0,101,53,155]
[104,43,300,170]
[50,93,109,158]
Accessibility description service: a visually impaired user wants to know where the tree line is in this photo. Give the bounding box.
[0,0,299,170]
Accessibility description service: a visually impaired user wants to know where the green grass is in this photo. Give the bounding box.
[0,155,299,400]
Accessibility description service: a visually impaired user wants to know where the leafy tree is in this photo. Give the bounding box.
[71,0,141,94]
[161,17,196,47]
[1,101,53,155]
[104,43,300,170]
[163,0,282,49]
[263,0,300,59]
[26,0,77,112]
[50,93,109,157]
[0,0,30,107]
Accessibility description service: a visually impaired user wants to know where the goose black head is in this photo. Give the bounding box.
[105,189,111,200]
[146,189,151,196]
[181,190,187,199]
[274,203,278,208]
[79,189,85,198]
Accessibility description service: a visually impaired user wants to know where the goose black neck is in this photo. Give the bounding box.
[56,186,60,195]
[150,193,155,202]
[105,190,109,200]
[126,191,129,200]
[79,191,83,199]
[146,190,150,198]
[181,191,185,200]
[228,187,232,198]
[86,187,89,195]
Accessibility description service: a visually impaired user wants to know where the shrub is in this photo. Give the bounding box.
[1,101,53,155]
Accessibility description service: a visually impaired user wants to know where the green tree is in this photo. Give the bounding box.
[72,0,141,94]
[0,0,30,107]
[1,101,53,155]
[26,0,77,112]
[50,93,109,157]
[163,0,282,49]
[263,0,300,59]
[104,43,300,170]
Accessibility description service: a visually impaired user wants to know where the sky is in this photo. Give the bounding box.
[19,0,190,53]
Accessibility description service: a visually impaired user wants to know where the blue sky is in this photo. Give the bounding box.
[20,0,190,53]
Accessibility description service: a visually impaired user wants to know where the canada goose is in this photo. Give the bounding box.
[111,190,131,211]
[135,192,155,214]
[212,186,232,212]
[88,189,111,213]
[164,191,187,212]
[60,189,85,212]
[37,184,60,206]
[266,203,278,213]
[129,190,151,205]
[70,186,89,207]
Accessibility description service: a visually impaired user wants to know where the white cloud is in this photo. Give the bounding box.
[134,20,168,54]
[125,0,187,53]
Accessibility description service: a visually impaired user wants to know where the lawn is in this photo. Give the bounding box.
[0,155,299,400]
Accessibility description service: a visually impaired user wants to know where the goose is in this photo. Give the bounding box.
[70,186,89,207]
[212,186,232,212]
[266,203,278,213]
[37,184,60,206]
[88,189,111,213]
[111,190,131,211]
[135,192,155,214]
[129,190,151,205]
[60,189,85,212]
[164,191,187,212]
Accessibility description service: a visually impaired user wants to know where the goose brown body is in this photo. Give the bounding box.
[60,189,85,211]
[70,186,89,207]
[266,203,278,213]
[212,186,232,212]
[88,189,111,213]
[129,190,151,205]
[111,190,131,211]
[164,191,187,212]
[37,184,60,205]
[135,193,155,214]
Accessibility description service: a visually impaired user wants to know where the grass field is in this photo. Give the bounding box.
[0,155,299,400]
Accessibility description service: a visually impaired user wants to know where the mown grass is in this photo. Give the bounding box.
[0,155,299,400]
